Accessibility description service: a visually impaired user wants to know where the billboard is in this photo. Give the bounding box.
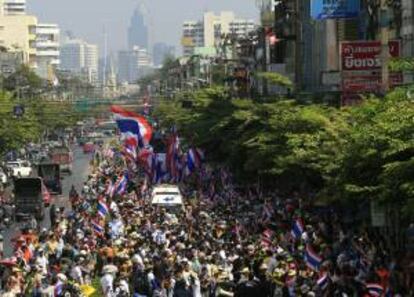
[311,0,360,20]
[341,40,402,94]
[341,41,401,71]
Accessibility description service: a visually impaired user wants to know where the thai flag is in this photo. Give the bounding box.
[111,105,153,148]
[304,244,322,271]
[186,148,204,174]
[54,281,64,296]
[366,283,384,297]
[123,144,137,161]
[261,229,274,249]
[91,220,104,236]
[291,218,305,240]
[317,273,329,290]
[114,174,128,196]
[97,200,109,217]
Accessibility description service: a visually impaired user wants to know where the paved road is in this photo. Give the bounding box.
[1,146,91,257]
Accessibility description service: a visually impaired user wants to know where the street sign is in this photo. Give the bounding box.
[341,40,402,93]
[341,41,401,71]
[311,0,360,20]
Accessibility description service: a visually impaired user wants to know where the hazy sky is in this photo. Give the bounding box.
[28,0,259,56]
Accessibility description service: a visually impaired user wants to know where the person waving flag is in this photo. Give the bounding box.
[110,105,153,148]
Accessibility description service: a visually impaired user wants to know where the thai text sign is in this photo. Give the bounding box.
[311,0,360,20]
[341,41,401,71]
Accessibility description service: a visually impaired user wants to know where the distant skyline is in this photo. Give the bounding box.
[28,0,259,56]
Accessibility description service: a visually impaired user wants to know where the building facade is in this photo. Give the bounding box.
[60,38,98,84]
[153,42,175,67]
[182,11,255,56]
[128,2,148,50]
[35,23,60,79]
[0,14,37,67]
[117,46,152,83]
[402,0,414,57]
[3,0,26,15]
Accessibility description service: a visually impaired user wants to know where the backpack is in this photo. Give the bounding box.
[133,270,150,295]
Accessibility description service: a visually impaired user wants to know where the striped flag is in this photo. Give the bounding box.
[366,283,384,297]
[91,220,104,236]
[103,148,115,159]
[97,200,109,218]
[261,229,275,249]
[291,218,305,240]
[114,173,128,196]
[317,273,329,290]
[304,244,322,271]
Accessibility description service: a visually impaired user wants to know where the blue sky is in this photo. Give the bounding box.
[28,0,259,55]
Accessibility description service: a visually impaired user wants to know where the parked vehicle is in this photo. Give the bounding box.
[49,146,73,174]
[14,177,50,221]
[5,160,32,178]
[37,163,62,195]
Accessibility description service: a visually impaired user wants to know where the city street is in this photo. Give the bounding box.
[1,146,91,257]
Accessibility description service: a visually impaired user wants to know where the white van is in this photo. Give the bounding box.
[151,184,183,211]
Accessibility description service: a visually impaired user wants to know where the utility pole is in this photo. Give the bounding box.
[380,0,390,93]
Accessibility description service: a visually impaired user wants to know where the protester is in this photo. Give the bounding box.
[0,139,412,297]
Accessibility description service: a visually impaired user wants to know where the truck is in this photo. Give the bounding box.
[49,146,73,174]
[37,163,62,195]
[14,177,49,221]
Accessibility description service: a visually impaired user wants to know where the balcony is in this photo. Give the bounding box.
[36,50,59,57]
[36,41,59,48]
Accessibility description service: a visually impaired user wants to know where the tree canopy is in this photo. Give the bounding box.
[155,86,414,217]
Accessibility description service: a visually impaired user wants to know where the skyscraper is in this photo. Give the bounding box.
[127,2,148,50]
[153,42,175,67]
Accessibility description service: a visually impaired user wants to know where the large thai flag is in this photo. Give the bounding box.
[110,105,152,148]
[291,218,305,240]
[366,283,384,297]
[97,200,109,217]
[304,244,322,271]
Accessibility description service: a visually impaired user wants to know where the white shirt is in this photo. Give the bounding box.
[100,273,114,297]
[70,265,83,284]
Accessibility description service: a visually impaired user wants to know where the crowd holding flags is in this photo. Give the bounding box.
[110,105,205,186]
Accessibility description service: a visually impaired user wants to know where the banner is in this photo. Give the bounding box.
[311,0,360,20]
[341,40,402,94]
[341,41,401,71]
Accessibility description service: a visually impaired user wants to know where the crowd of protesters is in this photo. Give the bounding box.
[0,143,413,297]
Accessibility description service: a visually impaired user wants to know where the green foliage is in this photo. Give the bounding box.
[0,92,80,155]
[256,72,293,88]
[155,85,414,217]
[389,57,414,72]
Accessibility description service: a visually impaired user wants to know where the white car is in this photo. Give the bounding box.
[0,168,7,184]
[6,160,32,178]
[151,184,183,211]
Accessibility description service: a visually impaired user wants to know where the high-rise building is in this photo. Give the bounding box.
[35,23,60,79]
[0,14,37,66]
[402,0,414,57]
[60,37,99,84]
[117,46,152,83]
[182,11,255,56]
[3,0,26,15]
[127,2,148,50]
[153,42,175,67]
